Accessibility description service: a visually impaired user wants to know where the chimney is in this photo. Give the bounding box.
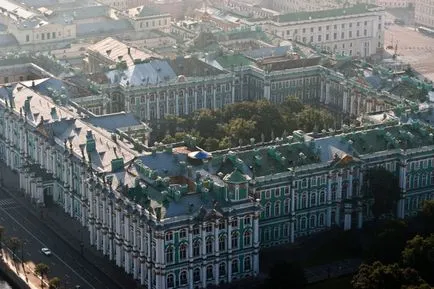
[127,47,131,55]
[32,80,35,88]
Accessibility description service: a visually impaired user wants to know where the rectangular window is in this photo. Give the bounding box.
[47,33,50,39]
[265,190,271,199]
[275,188,281,198]
[41,33,45,40]
[26,35,29,42]
[52,32,56,39]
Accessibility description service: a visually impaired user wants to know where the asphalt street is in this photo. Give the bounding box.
[0,188,119,289]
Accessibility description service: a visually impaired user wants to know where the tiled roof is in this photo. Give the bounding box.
[243,46,292,61]
[0,83,137,173]
[106,59,177,86]
[215,54,252,69]
[87,37,156,67]
[49,5,108,23]
[84,112,147,132]
[277,4,381,22]
[77,20,133,36]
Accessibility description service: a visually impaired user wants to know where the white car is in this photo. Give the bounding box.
[41,248,52,256]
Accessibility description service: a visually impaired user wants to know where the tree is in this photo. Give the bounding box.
[352,261,428,289]
[363,167,401,219]
[35,263,50,288]
[0,225,4,251]
[192,109,220,139]
[296,106,334,133]
[417,200,434,235]
[366,220,410,264]
[264,261,307,289]
[401,234,434,284]
[224,118,256,146]
[8,237,20,260]
[48,277,61,289]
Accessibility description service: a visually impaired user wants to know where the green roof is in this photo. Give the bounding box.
[223,169,250,184]
[277,4,380,22]
[216,54,253,69]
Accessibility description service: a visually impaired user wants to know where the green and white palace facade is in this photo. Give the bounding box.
[1,81,434,288]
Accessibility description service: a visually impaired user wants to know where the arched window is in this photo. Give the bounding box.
[219,262,226,276]
[302,194,307,209]
[193,268,201,282]
[319,214,325,226]
[219,235,226,251]
[180,271,187,285]
[244,256,251,271]
[265,202,271,218]
[284,198,290,214]
[179,243,187,260]
[193,240,200,257]
[165,246,173,263]
[274,201,281,216]
[206,238,213,254]
[232,259,239,274]
[243,231,251,247]
[206,265,213,280]
[231,231,239,249]
[274,227,279,239]
[310,193,316,206]
[167,274,174,288]
[310,215,316,228]
[319,191,326,204]
[165,231,173,241]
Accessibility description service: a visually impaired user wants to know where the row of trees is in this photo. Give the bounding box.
[352,200,434,289]
[0,225,60,289]
[153,97,342,151]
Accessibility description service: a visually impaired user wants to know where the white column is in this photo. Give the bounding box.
[357,202,363,229]
[290,184,295,243]
[188,268,193,289]
[115,208,122,266]
[140,261,146,285]
[201,224,206,257]
[397,160,407,218]
[188,226,193,259]
[326,174,332,227]
[214,221,219,256]
[214,262,219,285]
[344,203,352,231]
[202,266,207,288]
[227,259,232,283]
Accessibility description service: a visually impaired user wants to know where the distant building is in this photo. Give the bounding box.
[125,6,172,33]
[0,0,76,45]
[84,37,160,74]
[96,0,151,10]
[245,4,385,57]
[415,0,434,28]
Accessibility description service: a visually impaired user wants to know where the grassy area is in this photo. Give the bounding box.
[307,276,352,289]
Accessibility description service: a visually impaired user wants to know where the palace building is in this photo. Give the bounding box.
[0,82,261,289]
[1,79,434,287]
[86,55,395,121]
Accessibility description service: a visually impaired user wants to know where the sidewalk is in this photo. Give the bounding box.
[1,249,47,289]
[0,164,139,289]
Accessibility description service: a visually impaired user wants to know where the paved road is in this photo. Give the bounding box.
[0,189,119,289]
[385,12,434,81]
